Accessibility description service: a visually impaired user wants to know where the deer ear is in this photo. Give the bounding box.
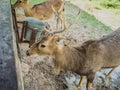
[53,35,60,43]
[53,35,65,44]
[24,0,29,3]
[57,39,65,46]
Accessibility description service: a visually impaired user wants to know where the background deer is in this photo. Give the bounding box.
[13,0,66,29]
[26,27,120,90]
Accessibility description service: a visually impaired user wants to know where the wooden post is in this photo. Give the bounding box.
[0,0,24,90]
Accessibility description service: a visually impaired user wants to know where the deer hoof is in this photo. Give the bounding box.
[52,68,60,75]
[77,85,81,90]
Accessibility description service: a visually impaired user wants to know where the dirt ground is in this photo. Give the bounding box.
[16,2,113,90]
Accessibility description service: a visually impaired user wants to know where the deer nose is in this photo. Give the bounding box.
[26,50,30,56]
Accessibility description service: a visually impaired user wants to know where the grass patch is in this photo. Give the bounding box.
[11,0,16,3]
[87,0,120,9]
[73,0,120,15]
[11,0,47,6]
[80,11,112,31]
[91,0,120,9]
[64,2,112,39]
[79,10,112,38]
[100,0,120,9]
[65,2,112,31]
[30,0,47,6]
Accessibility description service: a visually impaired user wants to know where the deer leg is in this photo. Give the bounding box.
[53,64,61,75]
[53,67,61,75]
[63,19,67,30]
[52,60,61,75]
[59,13,67,30]
[106,66,117,78]
[62,16,67,30]
[77,76,86,89]
[57,11,66,30]
[86,81,93,90]
[57,13,63,30]
[60,13,65,30]
[86,73,95,90]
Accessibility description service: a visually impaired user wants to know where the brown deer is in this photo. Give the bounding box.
[13,0,66,29]
[27,28,120,90]
[26,27,120,90]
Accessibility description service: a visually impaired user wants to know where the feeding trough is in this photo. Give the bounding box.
[24,17,46,41]
[20,17,50,47]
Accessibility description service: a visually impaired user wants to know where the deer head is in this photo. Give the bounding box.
[26,34,65,56]
[26,8,81,56]
[13,0,29,8]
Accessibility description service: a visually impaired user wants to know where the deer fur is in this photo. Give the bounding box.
[13,0,66,30]
[26,28,120,90]
[13,0,64,20]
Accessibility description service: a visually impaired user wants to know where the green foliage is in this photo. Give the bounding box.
[29,0,47,6]
[100,0,120,9]
[88,0,120,9]
[11,0,16,3]
[80,11,112,32]
[11,0,46,5]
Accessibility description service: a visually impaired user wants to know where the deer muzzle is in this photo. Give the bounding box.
[26,50,30,56]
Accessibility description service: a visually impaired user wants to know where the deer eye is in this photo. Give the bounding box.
[19,0,22,3]
[41,44,46,48]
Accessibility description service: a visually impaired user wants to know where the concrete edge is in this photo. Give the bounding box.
[10,3,24,90]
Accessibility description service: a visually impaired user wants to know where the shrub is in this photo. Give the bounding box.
[100,0,120,9]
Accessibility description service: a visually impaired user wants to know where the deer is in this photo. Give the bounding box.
[13,0,66,30]
[26,27,120,90]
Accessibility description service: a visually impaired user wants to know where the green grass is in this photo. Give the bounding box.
[30,0,47,6]
[92,0,120,14]
[80,11,112,31]
[79,11,112,38]
[11,0,46,5]
[64,2,112,39]
[89,0,120,9]
[73,0,120,15]
[65,2,112,30]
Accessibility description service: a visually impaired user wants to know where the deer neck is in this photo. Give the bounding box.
[52,45,68,61]
[22,4,33,17]
[52,45,63,58]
